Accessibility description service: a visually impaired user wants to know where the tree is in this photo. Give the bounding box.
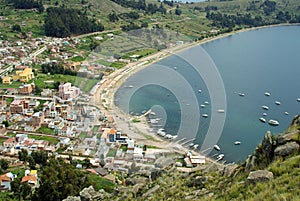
[12,24,21,32]
[2,120,9,127]
[28,156,36,169]
[175,8,182,15]
[0,159,9,170]
[18,149,29,164]
[108,11,119,22]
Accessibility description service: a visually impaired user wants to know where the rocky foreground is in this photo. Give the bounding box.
[65,115,300,201]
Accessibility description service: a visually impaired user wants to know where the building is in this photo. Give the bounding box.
[3,137,17,148]
[58,82,80,100]
[12,68,34,83]
[10,99,25,114]
[2,77,12,85]
[18,83,35,95]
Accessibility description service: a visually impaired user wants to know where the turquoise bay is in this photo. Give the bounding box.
[115,25,300,162]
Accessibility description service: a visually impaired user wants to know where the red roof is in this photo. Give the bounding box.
[21,175,37,183]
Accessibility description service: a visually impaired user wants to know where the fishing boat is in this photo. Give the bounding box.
[262,105,269,110]
[214,144,221,151]
[198,89,202,93]
[217,109,225,113]
[263,113,267,116]
[284,112,289,115]
[268,119,279,126]
[234,141,241,145]
[238,93,245,97]
[193,144,199,149]
[200,104,205,108]
[297,98,300,102]
[264,92,271,96]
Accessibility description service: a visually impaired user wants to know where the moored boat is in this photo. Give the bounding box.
[238,93,245,97]
[284,112,289,115]
[217,154,224,160]
[268,119,279,126]
[263,113,267,116]
[217,109,225,113]
[275,101,281,105]
[234,141,241,145]
[202,114,208,118]
[264,92,271,96]
[262,105,269,110]
[214,144,220,151]
[259,117,266,123]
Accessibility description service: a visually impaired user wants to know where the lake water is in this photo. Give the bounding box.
[115,25,300,163]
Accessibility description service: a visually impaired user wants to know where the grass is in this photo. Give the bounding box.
[87,173,116,193]
[79,132,88,139]
[92,125,100,132]
[36,126,54,135]
[6,97,14,106]
[0,137,8,144]
[27,134,59,144]
[106,148,117,157]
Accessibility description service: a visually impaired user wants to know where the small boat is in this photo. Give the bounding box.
[198,89,202,93]
[238,93,245,97]
[214,144,220,151]
[234,141,241,145]
[128,85,134,88]
[217,109,225,113]
[217,154,224,160]
[297,98,300,102]
[174,67,177,70]
[284,112,289,115]
[262,105,269,110]
[275,101,281,105]
[264,92,271,96]
[268,119,279,126]
[259,117,266,123]
[200,104,205,108]
[202,114,208,118]
[188,143,194,147]
[204,101,209,105]
[263,113,267,116]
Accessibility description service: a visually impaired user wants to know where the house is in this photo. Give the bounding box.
[0,172,14,191]
[189,155,206,165]
[2,77,12,85]
[30,111,44,128]
[58,82,80,100]
[3,137,17,148]
[21,175,37,187]
[12,68,34,83]
[126,139,135,154]
[101,128,117,143]
[18,83,35,95]
[10,99,25,114]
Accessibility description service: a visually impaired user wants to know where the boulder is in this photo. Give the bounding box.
[150,168,166,181]
[223,164,239,177]
[126,177,148,186]
[175,162,183,167]
[274,141,299,157]
[154,157,174,168]
[247,170,273,184]
[261,131,276,159]
[79,186,110,201]
[63,196,81,201]
[189,176,207,187]
[277,132,299,145]
[245,155,256,171]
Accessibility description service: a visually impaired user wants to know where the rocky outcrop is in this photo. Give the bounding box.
[223,164,239,177]
[274,141,299,157]
[247,170,274,183]
[63,186,110,201]
[154,157,174,168]
[126,177,148,186]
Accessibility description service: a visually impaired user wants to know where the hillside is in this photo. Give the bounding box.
[65,115,300,201]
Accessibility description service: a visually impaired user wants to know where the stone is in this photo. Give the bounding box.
[126,177,148,186]
[79,186,110,201]
[175,162,183,167]
[274,141,299,157]
[223,164,239,177]
[150,168,166,181]
[63,196,81,201]
[189,176,207,187]
[154,157,174,168]
[277,132,299,145]
[247,170,274,183]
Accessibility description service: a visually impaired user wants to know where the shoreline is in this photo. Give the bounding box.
[90,23,299,158]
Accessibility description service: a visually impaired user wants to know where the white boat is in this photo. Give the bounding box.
[193,144,199,149]
[259,117,266,123]
[198,89,202,93]
[165,134,173,139]
[217,154,224,160]
[263,113,267,116]
[262,105,269,110]
[157,128,165,134]
[214,144,220,151]
[264,92,271,96]
[204,101,209,105]
[275,101,281,105]
[200,104,205,108]
[268,119,279,126]
[217,109,225,113]
[297,98,300,102]
[174,67,177,70]
[188,143,194,147]
[234,141,241,145]
[284,112,289,115]
[128,85,134,88]
[202,114,208,118]
[238,93,245,97]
